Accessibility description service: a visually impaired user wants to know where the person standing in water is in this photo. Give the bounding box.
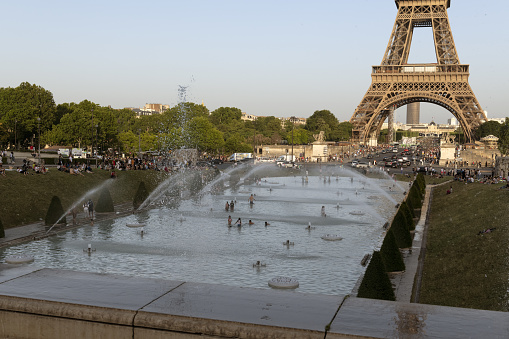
[235,217,241,226]
[88,199,94,219]
[248,194,255,205]
[225,201,230,211]
[228,215,232,226]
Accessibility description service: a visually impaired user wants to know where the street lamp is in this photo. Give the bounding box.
[37,117,41,165]
[290,116,295,163]
[91,109,94,158]
[14,119,17,150]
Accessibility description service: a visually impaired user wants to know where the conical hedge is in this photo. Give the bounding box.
[390,209,413,248]
[416,173,426,194]
[406,184,422,217]
[45,196,66,226]
[133,181,149,210]
[0,217,5,238]
[96,188,114,213]
[400,201,415,231]
[357,251,395,301]
[380,229,405,272]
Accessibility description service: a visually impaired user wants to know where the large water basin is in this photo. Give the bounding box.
[0,166,404,295]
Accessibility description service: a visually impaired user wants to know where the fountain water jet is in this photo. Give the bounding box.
[46,179,114,234]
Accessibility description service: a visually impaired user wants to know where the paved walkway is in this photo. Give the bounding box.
[391,184,436,302]
[0,202,134,248]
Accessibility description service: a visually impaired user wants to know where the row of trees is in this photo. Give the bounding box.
[1,82,508,155]
[0,83,353,155]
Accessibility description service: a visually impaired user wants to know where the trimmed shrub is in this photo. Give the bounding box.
[0,217,4,238]
[400,201,415,231]
[133,181,149,210]
[407,184,422,215]
[416,173,426,194]
[390,209,413,248]
[45,196,66,226]
[357,251,395,301]
[95,188,114,213]
[380,230,405,272]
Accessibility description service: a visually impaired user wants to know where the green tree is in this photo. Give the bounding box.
[337,122,353,141]
[357,251,395,301]
[45,196,65,226]
[380,229,405,272]
[305,110,340,141]
[209,107,242,126]
[0,82,56,149]
[390,209,413,248]
[224,134,253,154]
[498,118,509,155]
[133,181,149,210]
[0,217,4,238]
[475,120,502,140]
[95,188,114,213]
[188,117,225,153]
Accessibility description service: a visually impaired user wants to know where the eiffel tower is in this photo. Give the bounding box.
[350,0,486,144]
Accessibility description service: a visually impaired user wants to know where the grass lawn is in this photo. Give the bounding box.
[420,180,509,311]
[0,168,169,228]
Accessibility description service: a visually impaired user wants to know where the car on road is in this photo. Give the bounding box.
[356,162,370,168]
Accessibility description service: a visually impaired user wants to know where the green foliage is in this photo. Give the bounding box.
[390,209,413,248]
[400,201,415,231]
[283,127,312,145]
[357,251,395,301]
[416,173,426,195]
[475,120,502,140]
[0,217,4,238]
[395,130,419,141]
[133,181,149,210]
[498,118,509,156]
[45,196,65,226]
[209,107,242,126]
[305,110,338,141]
[95,187,114,213]
[0,82,57,149]
[407,184,423,214]
[380,230,405,272]
[188,117,225,153]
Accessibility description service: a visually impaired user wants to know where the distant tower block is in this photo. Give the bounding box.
[406,102,420,125]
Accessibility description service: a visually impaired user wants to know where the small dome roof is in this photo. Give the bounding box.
[481,135,499,141]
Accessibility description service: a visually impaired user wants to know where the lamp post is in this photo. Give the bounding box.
[14,119,17,150]
[138,129,141,156]
[95,124,98,167]
[290,116,295,163]
[37,117,41,165]
[91,109,94,158]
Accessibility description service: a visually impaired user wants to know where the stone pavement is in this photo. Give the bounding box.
[1,181,509,338]
[391,184,435,303]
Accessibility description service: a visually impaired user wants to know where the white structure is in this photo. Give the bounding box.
[447,117,458,126]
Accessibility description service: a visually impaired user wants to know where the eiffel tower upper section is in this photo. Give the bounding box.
[349,0,486,143]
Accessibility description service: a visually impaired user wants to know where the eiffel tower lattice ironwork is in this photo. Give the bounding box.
[349,0,486,143]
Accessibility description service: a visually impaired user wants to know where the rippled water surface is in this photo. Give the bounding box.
[1,166,405,295]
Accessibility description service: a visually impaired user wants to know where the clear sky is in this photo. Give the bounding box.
[0,0,507,124]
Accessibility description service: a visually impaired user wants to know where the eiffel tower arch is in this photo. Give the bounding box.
[350,0,487,144]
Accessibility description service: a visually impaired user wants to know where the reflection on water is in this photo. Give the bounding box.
[0,168,404,295]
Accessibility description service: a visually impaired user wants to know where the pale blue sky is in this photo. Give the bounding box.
[0,0,507,124]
